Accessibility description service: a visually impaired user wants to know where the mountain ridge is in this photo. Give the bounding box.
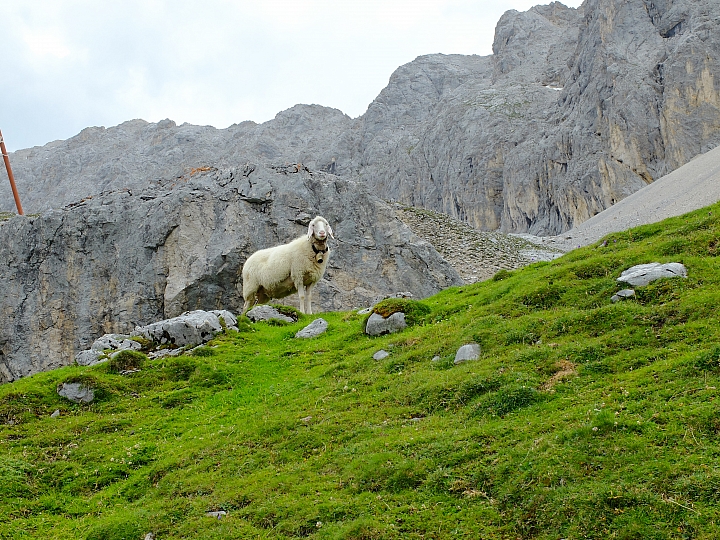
[2,0,719,235]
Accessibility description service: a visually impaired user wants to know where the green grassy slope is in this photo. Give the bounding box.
[3,203,720,539]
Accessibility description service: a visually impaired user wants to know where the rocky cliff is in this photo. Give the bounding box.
[2,0,718,235]
[0,165,462,382]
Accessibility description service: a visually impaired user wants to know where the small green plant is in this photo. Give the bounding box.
[108,350,146,373]
[492,268,514,281]
[163,357,198,381]
[190,346,216,357]
[484,386,540,416]
[695,345,720,372]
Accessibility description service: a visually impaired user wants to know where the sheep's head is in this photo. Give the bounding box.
[307,216,334,242]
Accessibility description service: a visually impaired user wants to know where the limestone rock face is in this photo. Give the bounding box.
[2,1,718,237]
[0,165,461,382]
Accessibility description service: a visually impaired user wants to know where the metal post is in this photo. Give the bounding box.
[0,129,24,215]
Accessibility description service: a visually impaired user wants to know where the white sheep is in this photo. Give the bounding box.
[240,216,334,316]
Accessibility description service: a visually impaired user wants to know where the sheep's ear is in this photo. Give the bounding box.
[328,225,335,239]
[307,222,314,239]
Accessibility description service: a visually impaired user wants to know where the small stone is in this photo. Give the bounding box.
[373,350,390,360]
[50,409,61,418]
[454,343,481,365]
[148,348,184,359]
[300,416,313,423]
[611,289,636,302]
[431,355,441,362]
[206,511,227,519]
[295,318,328,338]
[357,307,373,315]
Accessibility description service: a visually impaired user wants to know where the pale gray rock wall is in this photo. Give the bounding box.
[0,165,461,382]
[2,0,718,236]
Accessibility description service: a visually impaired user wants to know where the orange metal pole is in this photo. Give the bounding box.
[0,129,24,215]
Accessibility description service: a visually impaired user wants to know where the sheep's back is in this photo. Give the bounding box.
[242,236,312,289]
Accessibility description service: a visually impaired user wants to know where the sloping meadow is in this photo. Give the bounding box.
[2,202,720,539]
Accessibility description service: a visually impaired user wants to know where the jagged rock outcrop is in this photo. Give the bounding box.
[2,0,717,235]
[0,165,461,382]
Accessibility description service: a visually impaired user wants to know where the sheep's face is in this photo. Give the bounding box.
[307,216,334,242]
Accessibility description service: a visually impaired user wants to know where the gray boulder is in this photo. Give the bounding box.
[246,305,296,323]
[454,343,481,365]
[74,349,106,367]
[212,310,238,330]
[365,312,407,336]
[132,310,224,347]
[57,382,95,404]
[617,263,688,287]
[91,334,130,351]
[295,318,328,339]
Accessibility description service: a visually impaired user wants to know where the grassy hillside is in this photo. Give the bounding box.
[3,203,720,539]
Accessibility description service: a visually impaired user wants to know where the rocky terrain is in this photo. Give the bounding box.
[0,165,463,383]
[2,0,718,236]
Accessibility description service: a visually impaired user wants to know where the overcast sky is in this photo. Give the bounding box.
[1,0,583,152]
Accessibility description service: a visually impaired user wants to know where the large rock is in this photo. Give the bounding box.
[132,310,225,347]
[617,262,688,287]
[0,166,461,382]
[2,1,718,237]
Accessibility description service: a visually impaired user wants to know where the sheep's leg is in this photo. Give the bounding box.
[297,282,307,314]
[240,296,254,318]
[305,284,314,315]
